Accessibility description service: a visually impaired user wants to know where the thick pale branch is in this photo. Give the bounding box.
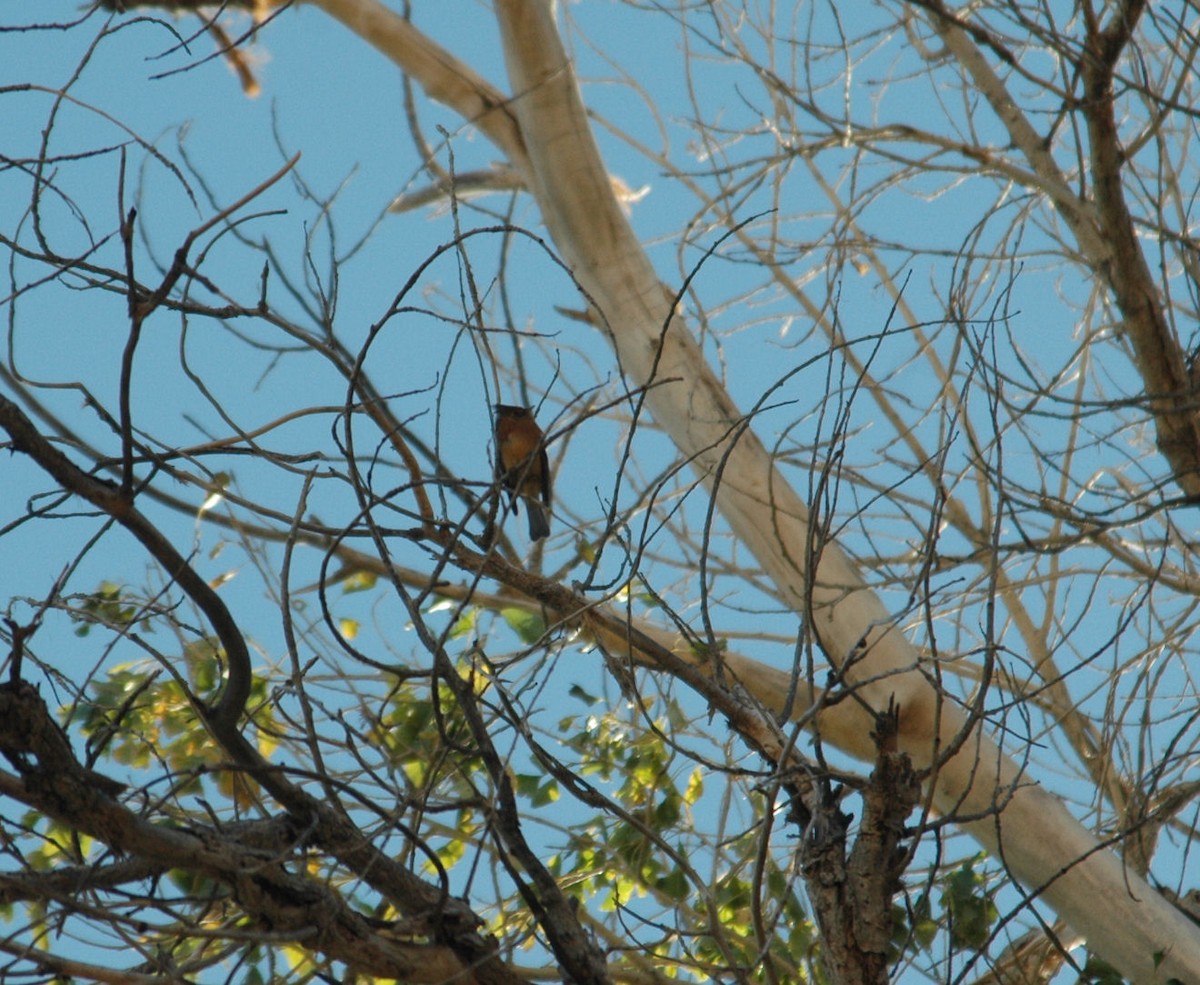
[488,2,1200,982]
[493,0,977,785]
[308,0,530,176]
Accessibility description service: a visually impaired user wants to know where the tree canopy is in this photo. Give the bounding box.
[2,3,1200,984]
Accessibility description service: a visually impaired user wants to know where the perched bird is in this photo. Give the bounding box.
[494,403,551,541]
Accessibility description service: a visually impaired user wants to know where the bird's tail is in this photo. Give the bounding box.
[524,498,550,541]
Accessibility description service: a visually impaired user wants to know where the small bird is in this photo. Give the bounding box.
[494,403,551,541]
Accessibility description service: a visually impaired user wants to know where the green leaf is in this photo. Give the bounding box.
[654,793,681,827]
[568,683,600,705]
[501,606,546,644]
[514,773,541,798]
[1078,955,1125,985]
[656,865,689,901]
[688,636,728,660]
[70,581,144,634]
[942,860,998,950]
[446,607,477,639]
[182,637,224,694]
[340,570,377,594]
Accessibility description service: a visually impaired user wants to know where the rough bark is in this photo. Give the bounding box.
[801,706,922,985]
[0,678,475,984]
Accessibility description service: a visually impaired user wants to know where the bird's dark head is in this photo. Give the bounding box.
[493,404,531,418]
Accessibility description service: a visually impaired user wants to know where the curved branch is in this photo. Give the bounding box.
[0,394,252,733]
[0,396,524,985]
